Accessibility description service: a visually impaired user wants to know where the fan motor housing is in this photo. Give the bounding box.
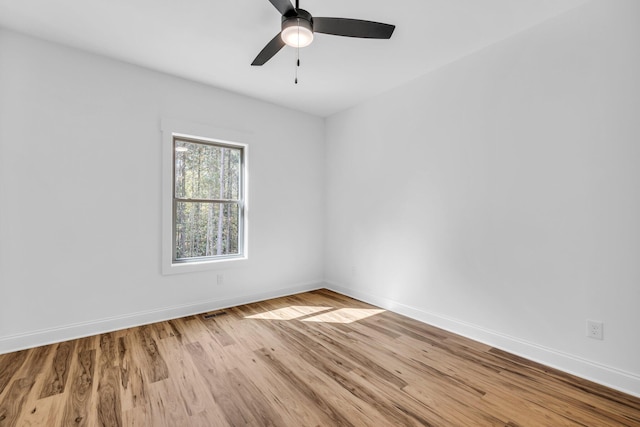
[281,9,314,33]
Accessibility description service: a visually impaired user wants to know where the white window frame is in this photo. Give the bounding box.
[161,119,249,275]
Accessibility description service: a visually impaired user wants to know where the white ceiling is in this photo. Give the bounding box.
[0,0,588,117]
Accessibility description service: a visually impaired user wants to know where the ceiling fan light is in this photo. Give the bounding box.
[281,18,314,48]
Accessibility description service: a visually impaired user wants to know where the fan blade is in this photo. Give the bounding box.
[251,33,286,66]
[313,18,395,39]
[268,0,295,16]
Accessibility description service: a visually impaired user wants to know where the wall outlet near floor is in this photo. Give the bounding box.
[217,274,224,285]
[587,320,603,340]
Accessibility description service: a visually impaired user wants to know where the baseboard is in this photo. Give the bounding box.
[325,281,640,398]
[0,280,323,354]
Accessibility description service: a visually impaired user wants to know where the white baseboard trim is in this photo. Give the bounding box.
[325,281,640,398]
[0,281,323,355]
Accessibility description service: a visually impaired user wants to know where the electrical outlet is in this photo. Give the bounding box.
[216,274,224,285]
[587,320,603,340]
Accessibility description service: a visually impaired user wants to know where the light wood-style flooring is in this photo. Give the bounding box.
[1,289,639,426]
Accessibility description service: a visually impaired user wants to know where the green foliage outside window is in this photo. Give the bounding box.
[173,138,243,260]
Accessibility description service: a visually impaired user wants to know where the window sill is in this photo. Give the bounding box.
[162,256,249,275]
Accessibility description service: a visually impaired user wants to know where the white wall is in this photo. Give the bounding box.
[0,29,325,351]
[325,0,640,396]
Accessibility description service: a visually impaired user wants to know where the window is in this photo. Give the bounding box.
[162,118,249,274]
[173,136,245,262]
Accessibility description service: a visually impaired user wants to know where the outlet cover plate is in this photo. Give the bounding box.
[587,320,603,340]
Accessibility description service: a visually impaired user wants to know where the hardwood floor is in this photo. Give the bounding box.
[1,289,639,426]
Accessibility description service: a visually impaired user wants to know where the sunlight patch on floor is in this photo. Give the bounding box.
[245,305,332,320]
[245,305,386,323]
[302,308,386,324]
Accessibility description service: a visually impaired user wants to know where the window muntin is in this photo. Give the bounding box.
[173,137,244,262]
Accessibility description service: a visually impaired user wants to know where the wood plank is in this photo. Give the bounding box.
[95,332,122,427]
[38,341,76,399]
[95,367,122,427]
[185,341,256,426]
[14,394,65,427]
[254,346,359,426]
[59,349,95,426]
[200,317,236,347]
[10,346,60,427]
[145,376,190,427]
[136,326,169,383]
[155,336,215,417]
[0,351,29,397]
[117,335,148,412]
[0,378,35,426]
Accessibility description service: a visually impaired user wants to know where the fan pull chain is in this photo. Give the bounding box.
[295,48,300,84]
[295,20,300,84]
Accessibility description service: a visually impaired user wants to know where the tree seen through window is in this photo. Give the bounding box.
[173,137,244,260]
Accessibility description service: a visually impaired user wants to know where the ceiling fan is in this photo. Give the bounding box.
[251,0,396,66]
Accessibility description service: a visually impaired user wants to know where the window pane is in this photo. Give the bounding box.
[175,202,240,260]
[175,140,241,200]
